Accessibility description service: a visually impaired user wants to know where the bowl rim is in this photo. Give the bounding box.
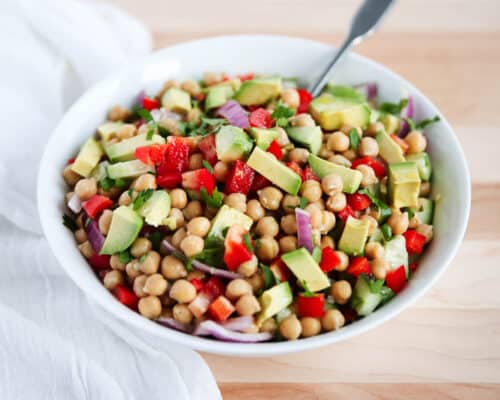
[37,34,471,356]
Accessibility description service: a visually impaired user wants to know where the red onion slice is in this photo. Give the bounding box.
[151,108,182,122]
[221,316,254,332]
[193,320,272,343]
[397,96,414,137]
[157,317,192,333]
[355,82,378,102]
[217,100,249,129]
[295,208,313,252]
[67,192,82,214]
[84,217,105,253]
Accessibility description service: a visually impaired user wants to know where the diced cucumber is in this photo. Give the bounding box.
[384,235,409,277]
[406,152,432,181]
[350,275,382,316]
[417,198,434,224]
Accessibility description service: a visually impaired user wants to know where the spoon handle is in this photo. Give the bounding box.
[308,0,396,97]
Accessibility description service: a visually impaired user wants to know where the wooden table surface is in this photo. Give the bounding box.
[103,1,500,398]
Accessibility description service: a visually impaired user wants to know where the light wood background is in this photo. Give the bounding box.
[101,1,500,398]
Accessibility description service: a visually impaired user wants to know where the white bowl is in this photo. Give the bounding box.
[37,35,470,356]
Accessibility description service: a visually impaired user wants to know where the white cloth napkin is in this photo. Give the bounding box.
[0,1,221,399]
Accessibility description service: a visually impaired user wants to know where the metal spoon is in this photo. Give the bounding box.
[309,0,396,97]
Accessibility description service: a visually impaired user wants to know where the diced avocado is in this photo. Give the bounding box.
[138,190,171,227]
[370,109,381,124]
[417,198,434,224]
[90,161,110,182]
[207,205,253,241]
[308,154,362,194]
[376,130,405,164]
[247,147,301,195]
[215,125,253,162]
[249,127,279,150]
[350,275,383,316]
[233,77,282,105]
[71,138,104,178]
[338,216,370,256]
[384,235,409,277]
[105,133,165,162]
[161,87,191,114]
[323,84,366,103]
[379,113,400,135]
[309,93,370,131]
[100,206,143,255]
[205,85,233,111]
[281,248,330,292]
[97,122,123,143]
[406,152,432,181]
[389,162,421,208]
[286,126,323,155]
[256,282,293,326]
[106,160,154,179]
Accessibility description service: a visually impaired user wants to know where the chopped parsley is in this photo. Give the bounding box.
[299,196,309,209]
[200,187,223,208]
[118,250,133,264]
[348,128,360,150]
[149,231,163,252]
[137,108,154,122]
[185,258,194,272]
[243,233,254,252]
[271,102,295,127]
[202,160,214,174]
[366,276,385,293]
[358,188,392,223]
[99,176,128,191]
[260,263,280,289]
[379,98,409,115]
[381,223,393,241]
[139,254,147,263]
[132,189,154,210]
[404,115,441,131]
[188,117,227,136]
[62,214,78,232]
[300,280,316,298]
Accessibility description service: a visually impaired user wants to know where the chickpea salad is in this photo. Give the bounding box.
[62,72,438,342]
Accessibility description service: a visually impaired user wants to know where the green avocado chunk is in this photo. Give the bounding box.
[71,138,104,178]
[161,87,192,114]
[406,152,432,181]
[286,126,323,155]
[206,205,253,241]
[233,77,282,105]
[106,160,154,179]
[97,122,123,143]
[388,162,421,208]
[249,127,279,150]
[281,248,330,292]
[338,216,370,256]
[138,190,171,227]
[105,133,165,162]
[376,130,405,164]
[215,125,253,162]
[308,154,362,194]
[100,206,143,255]
[379,113,400,135]
[256,282,293,327]
[205,84,233,111]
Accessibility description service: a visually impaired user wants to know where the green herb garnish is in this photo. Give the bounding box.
[404,207,415,219]
[243,233,254,252]
[132,189,154,210]
[99,177,114,191]
[358,188,392,223]
[149,231,163,252]
[366,276,385,293]
[200,187,223,208]
[139,254,147,263]
[380,286,395,305]
[312,246,322,263]
[137,108,154,122]
[271,102,295,127]
[416,115,440,129]
[146,127,155,140]
[301,280,316,297]
[118,250,133,264]
[299,197,309,209]
[379,98,409,115]
[348,128,360,150]
[185,258,194,272]
[381,223,393,241]
[202,160,213,174]
[62,214,78,232]
[260,263,279,289]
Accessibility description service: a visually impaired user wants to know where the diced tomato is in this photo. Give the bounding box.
[403,230,426,254]
[88,254,111,270]
[156,171,182,189]
[224,225,253,271]
[198,134,218,165]
[225,160,255,195]
[157,137,190,174]
[135,143,167,166]
[237,72,254,82]
[319,247,341,273]
[342,307,358,323]
[386,265,407,293]
[82,195,113,219]
[351,156,386,179]
[190,278,205,292]
[189,276,226,318]
[409,262,419,272]
[347,193,372,211]
[297,293,325,318]
[266,140,282,160]
[336,204,356,223]
[196,93,206,102]
[67,157,76,165]
[390,134,409,153]
[182,168,216,194]
[114,284,139,310]
[297,88,313,113]
[142,96,160,111]
[202,277,226,299]
[250,174,271,191]
[346,256,371,277]
[286,161,303,177]
[302,166,320,182]
[208,295,235,322]
[247,105,260,112]
[249,108,272,128]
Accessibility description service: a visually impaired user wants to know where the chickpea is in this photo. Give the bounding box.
[405,130,427,154]
[139,251,161,275]
[187,108,202,125]
[356,164,378,187]
[305,203,322,228]
[365,242,384,260]
[74,228,87,244]
[416,223,433,243]
[188,153,203,170]
[288,148,309,164]
[300,180,322,203]
[183,201,202,220]
[224,193,247,213]
[258,187,283,210]
[279,314,302,340]
[387,211,409,235]
[187,270,206,281]
[180,235,204,257]
[235,294,261,316]
[279,236,298,253]
[246,272,265,293]
[138,296,162,319]
[157,79,179,98]
[279,214,297,235]
[326,192,347,212]
[108,255,124,272]
[133,274,148,297]
[318,211,336,234]
[321,235,334,249]
[171,227,187,248]
[173,304,193,324]
[116,124,137,140]
[409,214,421,229]
[203,71,224,86]
[131,237,152,258]
[331,280,352,305]
[371,258,388,280]
[246,199,265,221]
[255,216,280,237]
[125,259,141,280]
[168,208,185,230]
[161,255,187,280]
[103,270,124,290]
[63,165,81,186]
[170,279,197,303]
[237,255,258,277]
[321,174,343,196]
[74,178,97,201]
[180,79,201,97]
[328,154,352,167]
[280,88,300,109]
[335,251,349,271]
[186,216,210,238]
[108,105,130,122]
[326,131,349,152]
[213,161,229,182]
[282,195,300,213]
[143,273,168,296]
[159,118,182,136]
[290,113,315,127]
[364,121,384,137]
[225,279,253,301]
[78,241,94,258]
[204,206,218,219]
[319,147,333,159]
[118,190,132,206]
[75,214,84,228]
[300,317,322,337]
[342,149,357,161]
[256,236,279,262]
[260,318,278,334]
[98,209,113,235]
[420,182,431,197]
[170,188,187,209]
[360,214,378,236]
[359,137,379,157]
[321,309,345,331]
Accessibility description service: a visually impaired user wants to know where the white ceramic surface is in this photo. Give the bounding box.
[37,35,470,356]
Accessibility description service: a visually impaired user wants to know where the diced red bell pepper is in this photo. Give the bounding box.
[351,156,386,179]
[296,88,313,113]
[250,173,271,191]
[409,262,419,272]
[319,247,341,273]
[202,276,225,299]
[225,160,255,195]
[266,140,282,160]
[249,108,272,128]
[157,137,190,174]
[286,161,303,177]
[182,168,216,194]
[195,93,206,102]
[223,225,253,271]
[346,193,372,211]
[114,284,139,310]
[297,293,325,318]
[403,230,426,254]
[390,134,409,153]
[198,134,218,165]
[346,256,371,277]
[386,265,407,293]
[237,72,254,82]
[156,171,182,189]
[302,166,320,182]
[88,254,111,270]
[67,157,76,165]
[135,143,167,166]
[208,295,235,322]
[336,204,356,223]
[190,278,205,292]
[82,195,113,219]
[142,96,160,111]
[188,276,226,318]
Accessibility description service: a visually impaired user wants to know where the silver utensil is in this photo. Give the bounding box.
[309,0,396,97]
